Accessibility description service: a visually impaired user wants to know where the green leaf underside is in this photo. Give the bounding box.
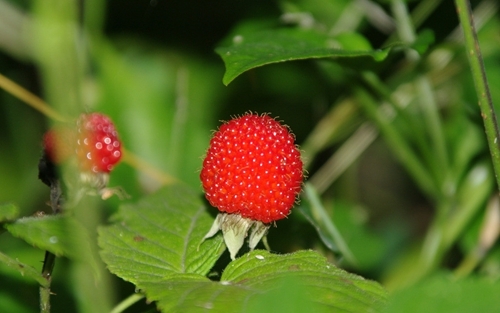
[143,250,387,313]
[0,203,19,222]
[98,184,225,284]
[216,28,390,85]
[4,215,90,260]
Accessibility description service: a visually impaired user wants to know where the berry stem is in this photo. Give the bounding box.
[121,148,178,185]
[0,73,67,122]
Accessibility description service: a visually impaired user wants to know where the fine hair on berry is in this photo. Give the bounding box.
[200,113,303,224]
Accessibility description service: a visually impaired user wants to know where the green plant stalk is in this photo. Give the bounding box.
[455,191,500,278]
[300,98,359,170]
[355,87,436,198]
[40,285,51,313]
[40,252,56,313]
[303,183,357,266]
[383,0,444,50]
[405,160,493,286]
[454,251,481,279]
[417,199,454,275]
[391,0,417,45]
[411,0,444,28]
[32,0,115,312]
[83,0,107,36]
[361,71,435,169]
[455,0,500,190]
[391,0,449,190]
[308,122,378,194]
[32,0,84,120]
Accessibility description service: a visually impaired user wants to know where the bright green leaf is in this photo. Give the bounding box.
[332,201,387,270]
[98,184,225,284]
[143,250,387,313]
[335,32,374,51]
[4,215,91,261]
[216,28,390,85]
[0,203,19,222]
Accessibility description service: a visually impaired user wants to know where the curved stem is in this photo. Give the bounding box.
[0,251,47,286]
[109,293,145,313]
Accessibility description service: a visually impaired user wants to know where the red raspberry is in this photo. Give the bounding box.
[41,112,124,201]
[201,113,303,223]
[200,113,303,259]
[76,113,122,173]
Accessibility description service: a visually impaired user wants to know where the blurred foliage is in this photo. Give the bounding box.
[1,0,500,312]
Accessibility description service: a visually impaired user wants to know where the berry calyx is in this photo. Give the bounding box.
[76,113,122,174]
[200,113,303,259]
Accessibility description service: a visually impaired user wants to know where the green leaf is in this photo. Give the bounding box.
[331,201,387,270]
[0,203,19,222]
[216,28,390,85]
[4,215,91,261]
[335,32,374,51]
[99,184,386,312]
[298,183,358,266]
[383,274,500,313]
[142,250,387,313]
[412,29,435,55]
[98,184,225,284]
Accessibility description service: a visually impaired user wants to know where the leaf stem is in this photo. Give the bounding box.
[355,87,437,198]
[391,0,449,190]
[0,250,48,286]
[454,0,500,191]
[109,293,145,313]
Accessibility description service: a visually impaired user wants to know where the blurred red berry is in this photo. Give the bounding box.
[76,113,122,173]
